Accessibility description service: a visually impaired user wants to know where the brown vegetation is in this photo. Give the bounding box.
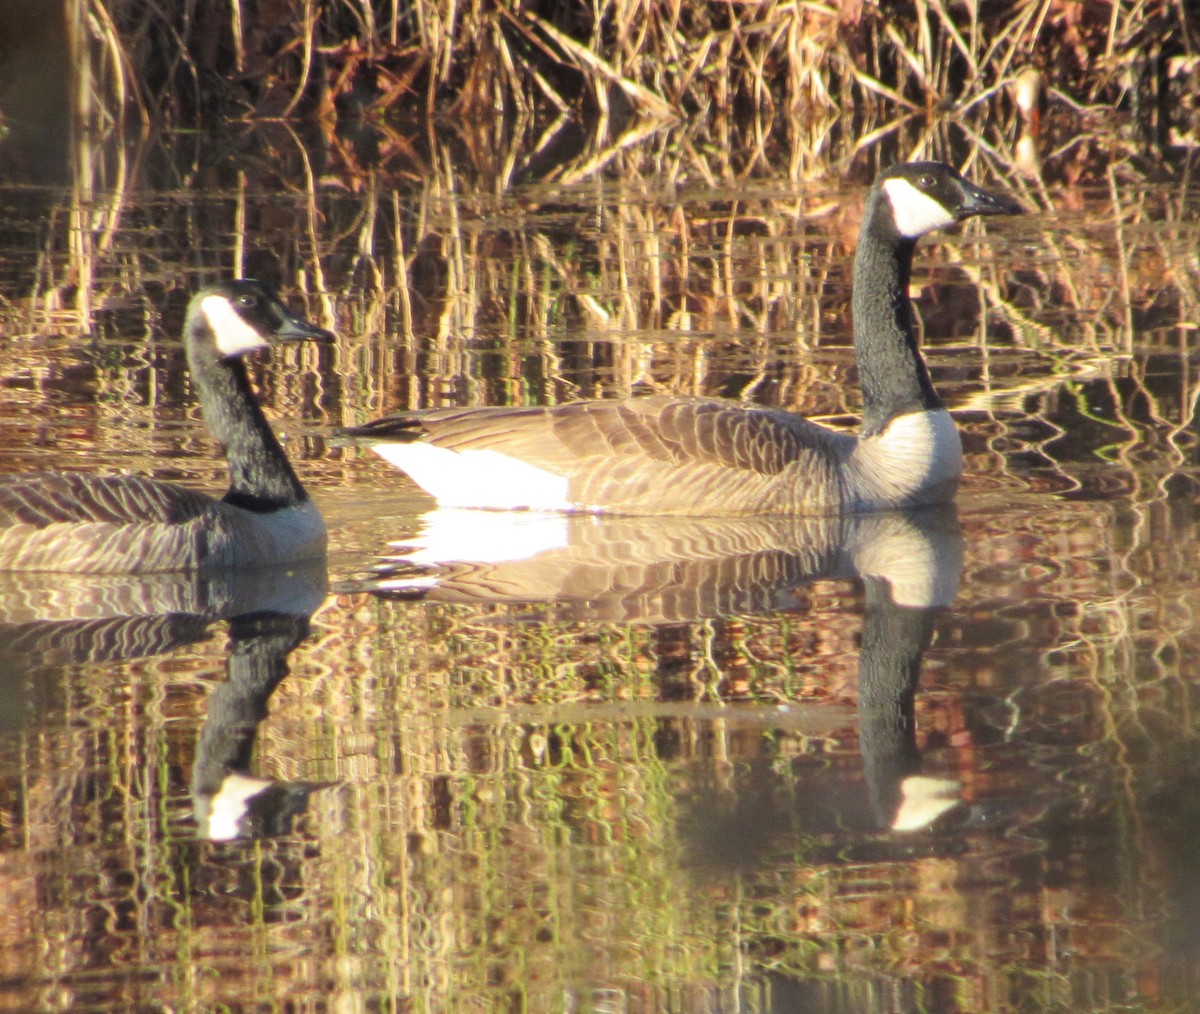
[0,0,1192,185]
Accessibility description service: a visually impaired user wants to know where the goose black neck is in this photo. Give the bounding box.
[192,613,309,791]
[857,579,936,828]
[187,322,309,513]
[853,193,943,437]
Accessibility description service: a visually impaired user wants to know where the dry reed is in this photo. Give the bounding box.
[32,0,1195,186]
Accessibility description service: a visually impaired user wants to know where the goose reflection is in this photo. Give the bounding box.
[0,561,329,840]
[0,560,326,669]
[347,504,960,622]
[190,608,329,841]
[345,504,964,833]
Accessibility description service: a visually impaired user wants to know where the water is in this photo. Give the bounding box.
[0,137,1199,1012]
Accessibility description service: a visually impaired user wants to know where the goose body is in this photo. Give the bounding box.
[0,281,333,572]
[344,162,1022,516]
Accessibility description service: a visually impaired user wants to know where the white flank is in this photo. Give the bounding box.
[849,408,963,512]
[201,294,270,357]
[391,508,570,567]
[370,442,573,511]
[882,177,956,238]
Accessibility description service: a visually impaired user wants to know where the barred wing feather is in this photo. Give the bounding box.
[0,474,228,572]
[353,397,854,514]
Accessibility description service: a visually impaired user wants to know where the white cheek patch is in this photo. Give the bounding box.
[202,772,272,841]
[370,441,573,511]
[201,295,269,356]
[882,177,957,238]
[891,776,962,832]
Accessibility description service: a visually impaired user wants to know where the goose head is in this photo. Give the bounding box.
[191,279,334,360]
[877,161,1025,240]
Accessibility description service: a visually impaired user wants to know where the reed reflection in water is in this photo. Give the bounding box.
[347,504,966,835]
[0,129,1199,1010]
[6,475,1200,1010]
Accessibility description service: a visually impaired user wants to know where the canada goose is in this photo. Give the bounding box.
[0,280,333,572]
[342,161,1023,516]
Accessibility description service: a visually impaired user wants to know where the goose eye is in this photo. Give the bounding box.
[237,294,259,310]
[918,174,935,188]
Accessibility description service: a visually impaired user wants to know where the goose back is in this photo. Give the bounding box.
[0,473,324,572]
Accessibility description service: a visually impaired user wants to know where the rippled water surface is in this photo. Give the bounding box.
[1,143,1199,1013]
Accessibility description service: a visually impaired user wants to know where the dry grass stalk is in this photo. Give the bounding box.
[39,1,1192,185]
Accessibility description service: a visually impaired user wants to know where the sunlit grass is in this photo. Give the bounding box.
[47,0,1196,184]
